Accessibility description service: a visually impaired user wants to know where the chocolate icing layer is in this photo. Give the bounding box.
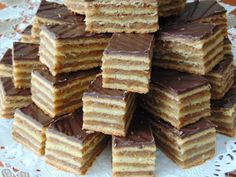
[151,67,209,95]
[22,25,32,35]
[225,170,236,177]
[18,103,53,126]
[84,75,129,100]
[104,33,154,57]
[0,77,31,96]
[211,71,236,109]
[36,1,85,24]
[49,109,95,144]
[210,56,233,75]
[13,42,39,61]
[33,67,100,88]
[160,22,218,40]
[151,117,215,138]
[113,109,155,148]
[42,24,111,40]
[0,49,12,65]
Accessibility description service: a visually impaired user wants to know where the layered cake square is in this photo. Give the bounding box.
[102,33,154,94]
[31,68,100,118]
[0,49,13,78]
[40,24,110,76]
[154,22,224,75]
[12,103,53,155]
[45,109,108,175]
[21,25,39,44]
[82,76,136,136]
[142,68,211,129]
[85,0,158,33]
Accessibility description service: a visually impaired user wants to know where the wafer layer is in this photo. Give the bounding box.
[102,33,154,94]
[159,0,186,17]
[45,110,108,175]
[85,0,158,33]
[0,49,12,78]
[83,76,136,136]
[151,117,216,168]
[40,24,110,76]
[154,22,224,75]
[64,0,88,14]
[31,68,99,118]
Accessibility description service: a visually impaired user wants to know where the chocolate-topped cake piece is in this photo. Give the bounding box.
[0,77,31,118]
[45,109,108,175]
[112,109,156,177]
[12,103,53,156]
[0,49,13,77]
[83,75,136,136]
[206,57,234,99]
[12,42,44,89]
[21,25,39,44]
[31,67,99,118]
[141,67,211,129]
[150,114,216,169]
[226,170,236,177]
[102,33,154,94]
[154,21,224,75]
[40,24,110,76]
[32,1,84,39]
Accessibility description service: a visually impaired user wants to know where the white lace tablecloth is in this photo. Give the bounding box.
[0,1,236,177]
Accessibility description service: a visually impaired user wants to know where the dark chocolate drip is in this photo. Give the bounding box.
[19,103,53,126]
[0,49,12,65]
[36,1,85,24]
[49,109,94,144]
[84,75,128,100]
[151,67,209,95]
[33,67,100,87]
[210,57,233,75]
[160,22,218,40]
[151,117,215,138]
[113,109,155,148]
[22,25,32,35]
[104,33,154,56]
[211,71,236,109]
[42,24,111,40]
[13,42,39,61]
[0,77,31,96]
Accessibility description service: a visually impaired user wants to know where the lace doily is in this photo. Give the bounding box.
[0,0,236,177]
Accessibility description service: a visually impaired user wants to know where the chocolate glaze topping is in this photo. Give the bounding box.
[42,24,111,40]
[151,117,215,138]
[151,67,209,96]
[36,1,85,24]
[13,42,39,61]
[22,25,32,35]
[0,77,31,96]
[113,109,155,148]
[33,67,100,88]
[49,109,95,144]
[18,103,53,126]
[210,56,233,75]
[104,33,154,57]
[212,71,236,109]
[84,75,129,100]
[0,49,12,65]
[225,170,236,177]
[160,22,218,40]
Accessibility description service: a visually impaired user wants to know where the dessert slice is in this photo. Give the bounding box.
[83,76,136,136]
[112,110,156,177]
[40,24,110,76]
[159,0,186,17]
[85,0,158,33]
[12,103,53,155]
[45,109,108,175]
[0,77,31,118]
[141,68,211,129]
[64,0,89,14]
[13,42,44,89]
[21,25,39,44]
[32,1,84,39]
[31,68,100,118]
[206,56,234,100]
[102,33,154,94]
[0,49,13,77]
[151,117,216,168]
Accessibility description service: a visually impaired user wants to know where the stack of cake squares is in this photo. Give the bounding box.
[0,0,235,176]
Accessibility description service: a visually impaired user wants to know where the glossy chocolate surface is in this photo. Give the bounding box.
[151,67,209,95]
[210,56,233,75]
[13,42,39,61]
[225,170,236,177]
[0,49,12,65]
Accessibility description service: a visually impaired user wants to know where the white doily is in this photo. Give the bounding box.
[0,0,236,177]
